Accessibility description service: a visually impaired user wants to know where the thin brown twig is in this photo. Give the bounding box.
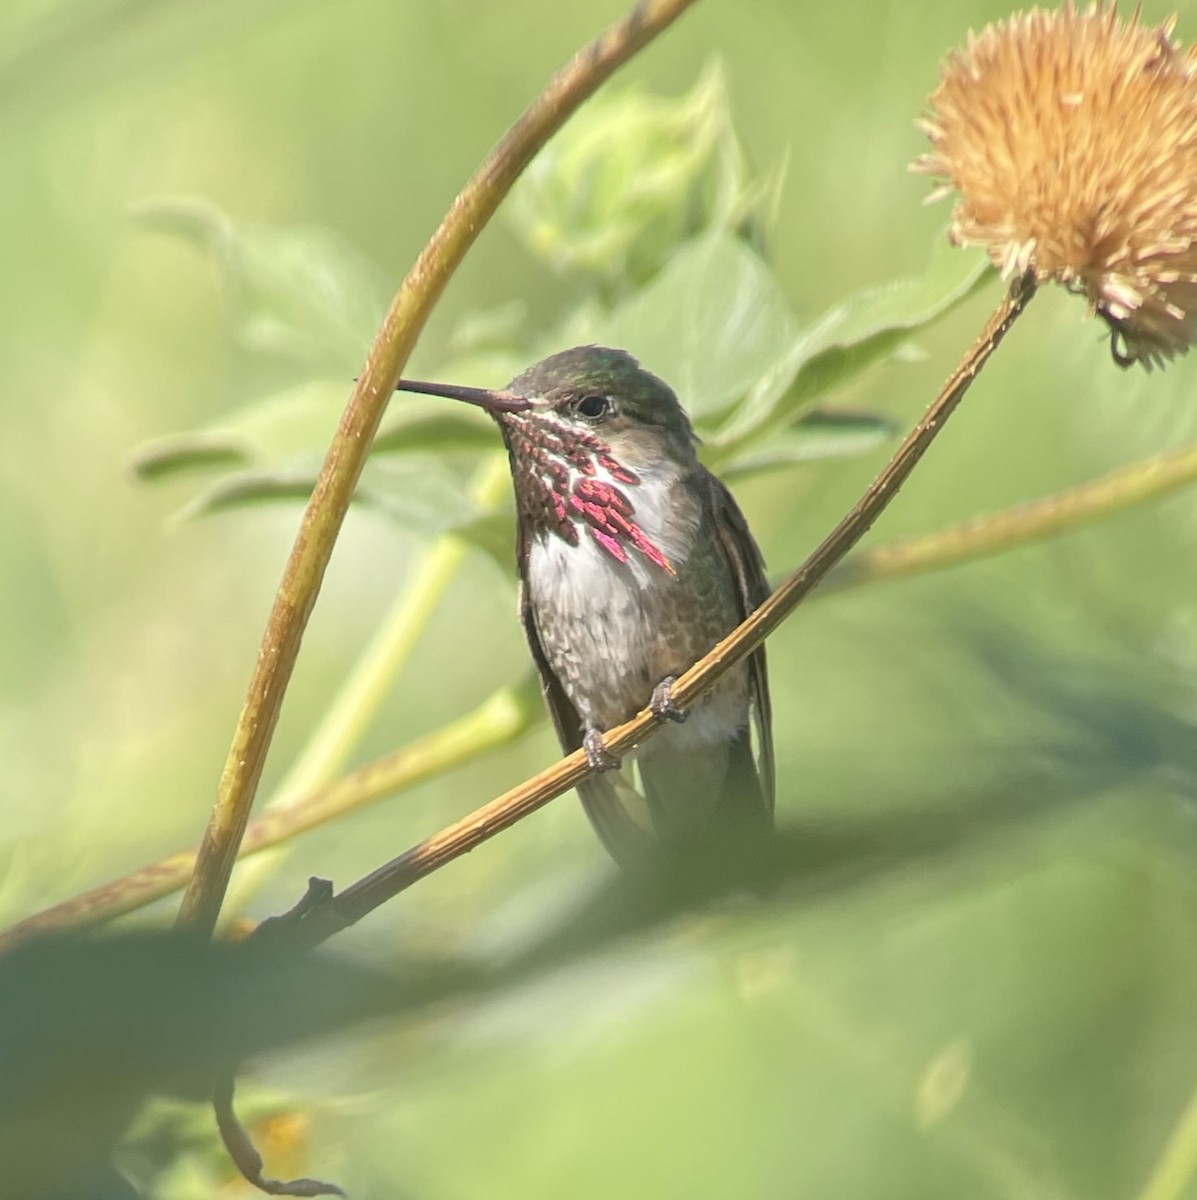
[213,1074,344,1198]
[177,0,702,936]
[274,271,1039,951]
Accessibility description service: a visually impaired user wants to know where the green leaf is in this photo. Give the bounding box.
[508,64,764,291]
[358,457,485,536]
[128,380,348,482]
[580,231,798,422]
[453,510,518,577]
[712,239,994,448]
[713,408,897,481]
[175,455,484,542]
[174,465,321,521]
[0,927,455,1198]
[372,405,498,455]
[129,365,516,545]
[127,432,250,481]
[133,371,514,490]
[133,197,389,374]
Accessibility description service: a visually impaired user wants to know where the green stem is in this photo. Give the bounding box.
[825,440,1197,595]
[221,456,511,913]
[1135,1078,1197,1200]
[271,455,510,807]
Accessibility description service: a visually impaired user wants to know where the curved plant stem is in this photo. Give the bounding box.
[273,273,1039,949]
[822,438,1197,595]
[177,0,702,935]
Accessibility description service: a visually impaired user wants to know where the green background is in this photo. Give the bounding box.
[3,1,1197,1196]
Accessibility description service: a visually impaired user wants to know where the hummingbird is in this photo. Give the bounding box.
[397,345,774,865]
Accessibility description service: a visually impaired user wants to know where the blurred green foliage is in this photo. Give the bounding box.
[507,63,762,290]
[5,1,1197,1198]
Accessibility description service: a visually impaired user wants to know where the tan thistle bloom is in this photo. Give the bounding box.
[913,3,1197,369]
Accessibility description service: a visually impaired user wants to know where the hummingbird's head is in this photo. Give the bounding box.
[501,345,697,472]
[396,346,697,570]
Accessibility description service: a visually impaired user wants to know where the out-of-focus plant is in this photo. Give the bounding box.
[14,6,1197,1197]
[507,63,769,292]
[105,67,985,923]
[15,21,1197,958]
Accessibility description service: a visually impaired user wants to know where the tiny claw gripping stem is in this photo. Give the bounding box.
[650,676,687,724]
[583,727,622,772]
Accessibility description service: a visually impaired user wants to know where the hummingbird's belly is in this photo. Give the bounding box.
[526,528,749,738]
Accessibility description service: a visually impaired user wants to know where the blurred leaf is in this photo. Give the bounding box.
[358,457,485,535]
[134,381,508,493]
[712,238,994,447]
[0,788,1072,1197]
[174,465,322,520]
[372,399,499,456]
[130,378,513,542]
[129,381,347,482]
[128,431,250,481]
[509,63,767,291]
[386,802,1157,1200]
[446,302,528,355]
[134,197,389,374]
[455,509,519,577]
[0,929,430,1199]
[577,231,798,422]
[174,455,484,542]
[713,408,897,481]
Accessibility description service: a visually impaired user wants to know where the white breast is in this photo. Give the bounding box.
[524,461,717,730]
[527,458,696,609]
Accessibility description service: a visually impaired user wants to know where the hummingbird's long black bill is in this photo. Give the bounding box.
[395,378,531,413]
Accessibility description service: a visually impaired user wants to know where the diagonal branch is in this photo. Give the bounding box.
[177,0,703,935]
[273,272,1039,950]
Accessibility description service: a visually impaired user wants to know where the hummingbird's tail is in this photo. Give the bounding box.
[578,771,657,867]
[579,725,770,868]
[641,725,771,834]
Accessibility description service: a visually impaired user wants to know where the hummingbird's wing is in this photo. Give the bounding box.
[634,472,775,841]
[514,518,654,863]
[706,475,776,816]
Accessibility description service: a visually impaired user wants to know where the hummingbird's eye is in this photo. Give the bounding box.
[575,393,611,420]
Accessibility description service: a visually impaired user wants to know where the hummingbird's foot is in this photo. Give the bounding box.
[650,676,688,724]
[583,727,622,772]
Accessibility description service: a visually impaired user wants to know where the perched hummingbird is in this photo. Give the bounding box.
[397,346,774,865]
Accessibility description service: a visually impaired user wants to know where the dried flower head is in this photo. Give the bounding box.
[913,3,1197,369]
